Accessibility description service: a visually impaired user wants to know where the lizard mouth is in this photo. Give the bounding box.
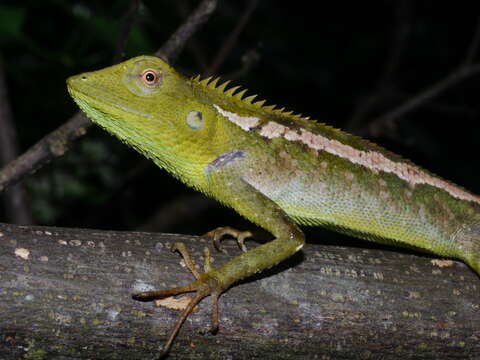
[67,75,152,118]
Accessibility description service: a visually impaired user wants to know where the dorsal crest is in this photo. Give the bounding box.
[190,74,310,121]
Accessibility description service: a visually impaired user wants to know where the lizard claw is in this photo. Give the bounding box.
[204,226,252,254]
[132,242,222,357]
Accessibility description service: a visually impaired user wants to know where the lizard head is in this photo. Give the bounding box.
[66,55,183,140]
[67,56,220,185]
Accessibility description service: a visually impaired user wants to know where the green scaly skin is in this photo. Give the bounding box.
[67,56,480,355]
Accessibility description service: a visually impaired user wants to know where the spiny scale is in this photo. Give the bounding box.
[191,74,309,121]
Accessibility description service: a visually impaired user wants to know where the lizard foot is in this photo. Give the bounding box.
[204,226,252,254]
[132,242,222,357]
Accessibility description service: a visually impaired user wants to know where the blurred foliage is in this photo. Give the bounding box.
[1,1,480,241]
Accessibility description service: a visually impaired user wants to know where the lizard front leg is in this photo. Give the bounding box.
[132,173,305,357]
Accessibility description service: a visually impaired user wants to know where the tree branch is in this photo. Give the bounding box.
[367,63,480,137]
[0,112,90,193]
[349,10,480,139]
[346,1,412,133]
[154,0,217,63]
[365,16,480,137]
[204,0,258,77]
[112,0,141,64]
[463,15,480,66]
[1,223,478,359]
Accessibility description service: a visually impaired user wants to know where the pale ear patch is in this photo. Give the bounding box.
[213,104,260,131]
[186,110,203,129]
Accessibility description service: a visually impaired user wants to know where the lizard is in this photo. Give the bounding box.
[66,55,480,356]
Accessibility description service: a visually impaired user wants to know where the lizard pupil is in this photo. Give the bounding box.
[145,72,155,83]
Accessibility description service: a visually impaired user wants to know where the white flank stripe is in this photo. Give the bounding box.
[213,104,260,131]
[259,121,480,204]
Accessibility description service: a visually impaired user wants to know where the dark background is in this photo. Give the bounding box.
[1,0,480,248]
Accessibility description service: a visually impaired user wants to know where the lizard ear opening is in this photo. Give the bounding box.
[186,110,203,130]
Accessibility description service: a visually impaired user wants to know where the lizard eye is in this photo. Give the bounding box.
[141,69,161,87]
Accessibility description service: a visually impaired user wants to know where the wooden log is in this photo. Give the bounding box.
[0,222,479,359]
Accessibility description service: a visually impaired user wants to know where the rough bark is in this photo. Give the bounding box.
[0,222,479,359]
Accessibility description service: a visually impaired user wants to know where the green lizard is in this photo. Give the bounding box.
[67,55,480,356]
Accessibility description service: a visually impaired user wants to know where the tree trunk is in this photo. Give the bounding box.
[0,222,479,359]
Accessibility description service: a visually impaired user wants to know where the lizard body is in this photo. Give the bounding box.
[67,56,480,355]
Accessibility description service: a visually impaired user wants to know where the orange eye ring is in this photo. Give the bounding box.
[141,69,161,87]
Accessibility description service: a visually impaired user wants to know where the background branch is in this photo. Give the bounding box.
[112,0,141,64]
[0,112,90,193]
[367,64,480,137]
[154,0,217,63]
[204,0,258,77]
[347,8,480,141]
[0,0,218,195]
[347,1,412,133]
[463,16,480,66]
[362,13,480,138]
